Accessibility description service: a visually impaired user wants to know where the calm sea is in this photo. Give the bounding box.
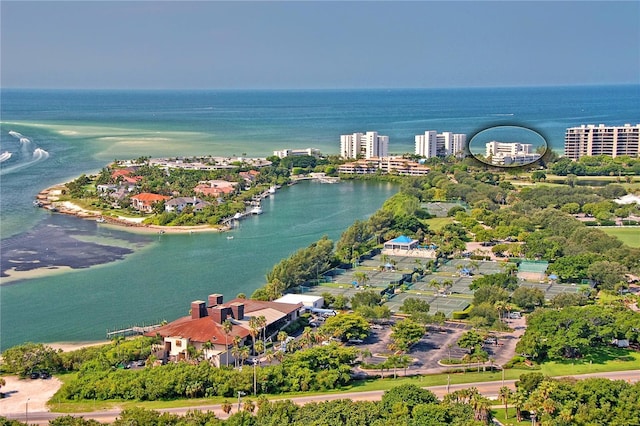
[1,86,638,349]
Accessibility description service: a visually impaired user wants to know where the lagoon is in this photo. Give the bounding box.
[0,180,396,350]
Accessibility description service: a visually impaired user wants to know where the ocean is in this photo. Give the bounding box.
[0,85,638,350]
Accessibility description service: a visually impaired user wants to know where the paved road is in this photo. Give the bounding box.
[7,370,639,425]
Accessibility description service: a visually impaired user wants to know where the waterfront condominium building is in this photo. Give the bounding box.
[485,141,540,166]
[273,148,321,158]
[340,131,389,159]
[415,130,467,158]
[564,124,640,160]
[415,131,438,158]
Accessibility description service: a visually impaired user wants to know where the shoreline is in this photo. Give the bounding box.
[35,185,227,235]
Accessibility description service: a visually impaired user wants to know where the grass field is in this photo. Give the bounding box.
[601,227,640,247]
[424,217,454,231]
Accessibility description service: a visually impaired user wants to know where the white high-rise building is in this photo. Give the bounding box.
[415,131,438,158]
[451,133,467,157]
[340,131,389,159]
[485,141,533,157]
[415,130,467,158]
[485,141,539,166]
[564,124,640,160]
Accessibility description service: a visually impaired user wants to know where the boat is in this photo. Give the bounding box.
[33,200,43,207]
[233,212,243,220]
[227,236,234,240]
[250,205,263,215]
[0,151,12,162]
[96,217,106,223]
[268,185,277,194]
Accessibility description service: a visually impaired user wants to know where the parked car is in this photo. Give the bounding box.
[30,372,40,379]
[39,371,51,379]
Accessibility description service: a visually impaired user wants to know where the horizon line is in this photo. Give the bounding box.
[2,83,639,92]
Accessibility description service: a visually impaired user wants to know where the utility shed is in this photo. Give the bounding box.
[274,294,324,309]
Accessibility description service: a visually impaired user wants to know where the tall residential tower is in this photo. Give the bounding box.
[564,124,640,160]
[340,131,389,159]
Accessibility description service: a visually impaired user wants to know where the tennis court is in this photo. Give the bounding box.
[385,292,471,317]
[519,281,583,297]
[421,201,468,218]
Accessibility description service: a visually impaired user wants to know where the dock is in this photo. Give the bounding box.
[106,323,163,339]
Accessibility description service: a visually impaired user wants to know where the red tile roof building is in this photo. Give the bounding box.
[130,193,170,213]
[148,294,303,366]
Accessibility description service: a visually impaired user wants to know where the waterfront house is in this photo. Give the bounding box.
[239,170,260,183]
[148,294,303,366]
[130,193,170,213]
[165,196,210,213]
[194,180,238,197]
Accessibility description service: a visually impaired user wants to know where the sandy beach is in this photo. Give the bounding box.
[36,185,226,234]
[36,186,225,235]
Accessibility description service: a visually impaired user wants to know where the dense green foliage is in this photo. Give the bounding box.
[512,373,640,425]
[54,345,357,402]
[264,236,334,291]
[516,305,640,361]
[0,343,63,377]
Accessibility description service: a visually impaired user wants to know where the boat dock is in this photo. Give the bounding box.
[106,323,163,339]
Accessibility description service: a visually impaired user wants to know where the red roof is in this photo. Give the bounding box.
[224,298,302,316]
[111,169,133,179]
[131,193,170,202]
[150,316,250,345]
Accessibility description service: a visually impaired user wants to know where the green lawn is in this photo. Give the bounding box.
[424,217,454,232]
[601,227,640,247]
[539,347,640,376]
[492,407,530,426]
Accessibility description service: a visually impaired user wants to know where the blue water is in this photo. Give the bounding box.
[0,86,638,350]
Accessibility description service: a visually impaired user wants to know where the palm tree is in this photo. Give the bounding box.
[277,331,288,350]
[442,279,453,295]
[202,341,213,363]
[254,340,265,355]
[264,349,275,364]
[248,316,260,355]
[301,327,314,348]
[243,399,256,413]
[513,389,528,422]
[495,300,508,322]
[428,278,441,295]
[499,386,512,419]
[470,393,491,423]
[258,315,267,350]
[239,346,250,366]
[231,336,242,368]
[360,348,372,364]
[221,400,232,415]
[222,319,233,367]
[354,271,370,287]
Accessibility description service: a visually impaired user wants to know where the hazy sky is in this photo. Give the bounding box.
[1,1,638,89]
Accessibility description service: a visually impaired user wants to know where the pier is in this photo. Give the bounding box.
[106,323,163,339]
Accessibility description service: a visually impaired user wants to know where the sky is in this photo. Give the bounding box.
[1,1,639,90]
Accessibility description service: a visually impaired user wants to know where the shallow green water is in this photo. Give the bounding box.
[0,180,396,350]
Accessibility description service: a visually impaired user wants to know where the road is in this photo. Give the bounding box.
[6,370,639,425]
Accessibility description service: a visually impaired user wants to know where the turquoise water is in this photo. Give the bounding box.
[0,180,396,349]
[1,86,638,349]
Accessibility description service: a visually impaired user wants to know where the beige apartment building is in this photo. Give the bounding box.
[564,124,640,160]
